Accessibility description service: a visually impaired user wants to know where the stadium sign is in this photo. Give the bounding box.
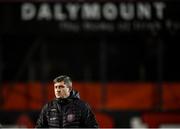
[21,2,165,21]
[1,1,180,34]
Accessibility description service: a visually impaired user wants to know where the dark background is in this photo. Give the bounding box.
[0,0,180,128]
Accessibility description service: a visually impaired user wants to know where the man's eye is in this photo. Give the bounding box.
[55,85,65,88]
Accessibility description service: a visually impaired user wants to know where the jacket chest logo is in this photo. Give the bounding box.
[66,114,75,122]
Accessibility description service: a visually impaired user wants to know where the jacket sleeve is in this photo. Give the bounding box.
[81,103,99,128]
[35,104,48,128]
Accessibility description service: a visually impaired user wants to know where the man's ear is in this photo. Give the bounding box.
[69,87,72,92]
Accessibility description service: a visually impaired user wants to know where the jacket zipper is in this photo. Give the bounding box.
[56,101,63,127]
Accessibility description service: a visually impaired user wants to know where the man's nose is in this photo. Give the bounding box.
[56,88,61,91]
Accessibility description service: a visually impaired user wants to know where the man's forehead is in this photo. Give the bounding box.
[54,81,66,86]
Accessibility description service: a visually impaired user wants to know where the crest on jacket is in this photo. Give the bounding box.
[67,114,75,122]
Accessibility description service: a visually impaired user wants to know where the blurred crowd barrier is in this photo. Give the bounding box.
[0,82,180,110]
[0,82,180,128]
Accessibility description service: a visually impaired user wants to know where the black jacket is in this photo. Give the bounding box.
[36,90,98,128]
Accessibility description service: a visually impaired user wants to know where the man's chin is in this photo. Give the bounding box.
[55,93,69,98]
[56,96,67,99]
[56,96,62,98]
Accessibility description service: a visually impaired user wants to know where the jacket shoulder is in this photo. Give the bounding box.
[47,99,57,107]
[73,99,91,109]
[41,99,57,110]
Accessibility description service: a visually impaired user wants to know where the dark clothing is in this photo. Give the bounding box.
[36,90,98,128]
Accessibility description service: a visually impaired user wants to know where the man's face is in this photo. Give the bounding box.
[54,81,71,99]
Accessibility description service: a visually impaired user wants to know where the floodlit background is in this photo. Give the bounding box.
[0,0,180,128]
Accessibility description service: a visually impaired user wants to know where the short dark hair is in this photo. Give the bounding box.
[53,75,72,87]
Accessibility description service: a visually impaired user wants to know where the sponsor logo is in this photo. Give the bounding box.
[51,108,57,111]
[50,117,57,121]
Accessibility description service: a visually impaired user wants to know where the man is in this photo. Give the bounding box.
[36,75,98,128]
